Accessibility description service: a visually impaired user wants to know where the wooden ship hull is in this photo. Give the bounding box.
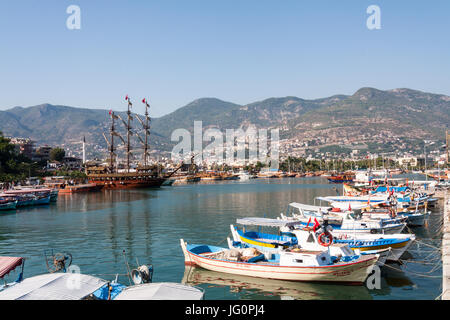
[57,183,104,194]
[87,174,166,189]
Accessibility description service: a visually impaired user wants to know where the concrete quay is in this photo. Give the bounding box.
[442,190,450,300]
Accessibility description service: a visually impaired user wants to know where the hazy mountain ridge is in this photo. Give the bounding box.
[0,87,448,158]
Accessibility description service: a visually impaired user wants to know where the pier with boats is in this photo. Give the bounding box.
[0,166,447,300]
[0,95,448,299]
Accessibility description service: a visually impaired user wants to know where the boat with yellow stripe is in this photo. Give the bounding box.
[230,217,414,262]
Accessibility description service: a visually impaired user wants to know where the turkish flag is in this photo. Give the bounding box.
[125,95,129,101]
[305,217,311,227]
[313,218,320,232]
[142,98,146,104]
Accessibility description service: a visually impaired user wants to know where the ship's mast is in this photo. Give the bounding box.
[142,98,151,168]
[125,96,133,173]
[108,111,117,172]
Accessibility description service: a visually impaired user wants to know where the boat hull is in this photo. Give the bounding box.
[88,177,166,189]
[335,236,415,261]
[0,201,17,211]
[58,184,104,194]
[232,227,411,262]
[180,240,377,284]
[32,196,51,205]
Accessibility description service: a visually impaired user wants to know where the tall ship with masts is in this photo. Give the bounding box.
[86,96,176,189]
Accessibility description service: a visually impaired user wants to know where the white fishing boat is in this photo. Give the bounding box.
[180,239,380,284]
[333,233,416,261]
[236,171,251,180]
[316,195,389,205]
[228,218,390,267]
[362,207,428,227]
[280,202,406,235]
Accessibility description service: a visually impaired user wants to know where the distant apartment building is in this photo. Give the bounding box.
[32,146,53,162]
[9,137,35,159]
[46,157,82,171]
[397,157,425,167]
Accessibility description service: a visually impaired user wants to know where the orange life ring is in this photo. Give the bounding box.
[318,232,333,247]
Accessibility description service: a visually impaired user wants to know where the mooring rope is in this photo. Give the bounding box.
[383,263,442,278]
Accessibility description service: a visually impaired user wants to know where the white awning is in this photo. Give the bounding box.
[114,283,204,300]
[0,273,107,300]
[236,217,302,228]
[288,202,331,211]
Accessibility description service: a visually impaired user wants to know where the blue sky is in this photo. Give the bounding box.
[0,1,449,117]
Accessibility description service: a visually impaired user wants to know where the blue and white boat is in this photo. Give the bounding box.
[180,239,380,284]
[31,194,51,206]
[280,202,406,235]
[228,218,391,266]
[0,255,204,300]
[0,195,17,211]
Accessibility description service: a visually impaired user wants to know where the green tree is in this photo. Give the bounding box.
[50,148,66,162]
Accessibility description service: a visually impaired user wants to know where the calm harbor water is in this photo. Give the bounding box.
[0,176,443,300]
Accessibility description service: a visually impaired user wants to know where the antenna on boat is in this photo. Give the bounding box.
[122,249,133,285]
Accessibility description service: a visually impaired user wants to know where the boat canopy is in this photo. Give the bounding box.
[236,217,302,228]
[114,282,204,300]
[328,202,372,211]
[4,189,52,194]
[0,273,107,300]
[373,186,409,193]
[288,202,331,212]
[315,197,388,209]
[0,257,23,279]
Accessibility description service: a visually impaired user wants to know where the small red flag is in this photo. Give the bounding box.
[305,217,311,227]
[142,98,146,104]
[313,218,320,232]
[348,203,352,211]
[109,110,112,115]
[125,95,128,101]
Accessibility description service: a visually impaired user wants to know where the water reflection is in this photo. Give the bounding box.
[0,177,443,300]
[181,266,373,300]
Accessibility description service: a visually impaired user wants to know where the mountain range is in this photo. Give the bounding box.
[0,87,449,159]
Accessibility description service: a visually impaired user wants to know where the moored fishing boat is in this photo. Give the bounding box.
[0,199,17,211]
[15,195,35,207]
[228,218,391,266]
[333,233,415,261]
[280,202,406,235]
[362,207,428,227]
[4,188,58,203]
[327,173,354,183]
[180,239,379,284]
